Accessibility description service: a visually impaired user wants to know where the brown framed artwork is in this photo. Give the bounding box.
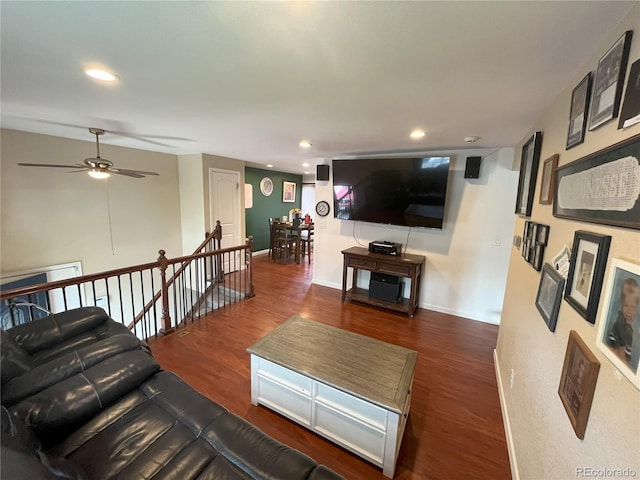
[282,181,296,203]
[558,330,600,439]
[553,134,640,230]
[515,131,543,217]
[564,230,611,324]
[539,154,559,205]
[588,30,632,131]
[566,73,592,149]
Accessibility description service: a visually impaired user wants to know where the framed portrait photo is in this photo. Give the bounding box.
[515,132,543,217]
[536,263,565,332]
[567,73,592,149]
[595,258,640,389]
[539,154,559,205]
[282,181,296,203]
[558,330,600,439]
[588,30,633,131]
[564,230,611,324]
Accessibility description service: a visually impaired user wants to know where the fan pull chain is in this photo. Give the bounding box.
[105,179,115,255]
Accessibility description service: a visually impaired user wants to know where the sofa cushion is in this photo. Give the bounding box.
[0,330,33,385]
[2,333,144,407]
[48,371,320,480]
[8,307,110,354]
[9,350,160,446]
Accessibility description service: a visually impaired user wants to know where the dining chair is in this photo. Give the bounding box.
[268,218,280,260]
[273,222,295,263]
[300,224,314,264]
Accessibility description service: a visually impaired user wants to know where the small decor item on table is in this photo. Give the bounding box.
[558,330,600,439]
[535,263,565,332]
[564,230,611,324]
[595,258,640,389]
[288,208,301,223]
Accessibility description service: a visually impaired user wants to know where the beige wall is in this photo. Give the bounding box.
[312,146,519,324]
[496,5,640,479]
[178,153,206,254]
[0,129,183,275]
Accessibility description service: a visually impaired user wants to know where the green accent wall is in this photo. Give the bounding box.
[245,167,302,252]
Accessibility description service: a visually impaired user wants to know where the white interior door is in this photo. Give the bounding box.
[209,168,241,272]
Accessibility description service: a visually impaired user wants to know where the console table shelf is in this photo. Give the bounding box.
[341,247,426,317]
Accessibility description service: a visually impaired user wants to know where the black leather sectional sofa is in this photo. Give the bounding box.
[1,307,344,480]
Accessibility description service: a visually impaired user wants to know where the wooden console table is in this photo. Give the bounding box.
[341,246,426,317]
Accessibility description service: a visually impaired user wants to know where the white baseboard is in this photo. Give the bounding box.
[493,349,519,480]
[420,302,501,325]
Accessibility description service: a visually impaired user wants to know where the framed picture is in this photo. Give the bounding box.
[588,30,633,131]
[259,177,273,196]
[567,73,592,149]
[618,58,640,129]
[539,154,559,205]
[515,132,543,217]
[537,224,550,244]
[532,243,544,272]
[595,258,640,389]
[553,134,640,230]
[564,230,611,324]
[282,181,296,203]
[536,263,566,332]
[558,330,600,439]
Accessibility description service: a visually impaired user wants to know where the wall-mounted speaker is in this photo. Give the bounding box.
[317,164,330,181]
[464,156,482,179]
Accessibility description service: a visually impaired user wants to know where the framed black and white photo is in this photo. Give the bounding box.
[515,132,543,217]
[565,230,611,324]
[558,331,600,439]
[618,58,640,129]
[536,263,566,332]
[588,30,633,131]
[567,73,592,149]
[282,181,296,203]
[595,258,640,389]
[553,134,640,230]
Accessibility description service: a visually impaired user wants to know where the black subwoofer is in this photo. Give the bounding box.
[369,272,402,303]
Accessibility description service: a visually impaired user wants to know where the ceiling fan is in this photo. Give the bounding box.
[18,128,160,179]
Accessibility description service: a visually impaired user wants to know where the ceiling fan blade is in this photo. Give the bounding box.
[18,162,82,168]
[111,170,145,179]
[111,167,159,176]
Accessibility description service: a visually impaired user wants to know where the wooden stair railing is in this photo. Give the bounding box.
[130,221,223,333]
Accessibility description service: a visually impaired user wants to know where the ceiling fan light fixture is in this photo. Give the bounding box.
[84,68,119,82]
[88,169,110,179]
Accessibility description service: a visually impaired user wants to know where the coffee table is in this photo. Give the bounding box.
[247,316,417,478]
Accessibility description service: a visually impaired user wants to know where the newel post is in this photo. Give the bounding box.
[157,250,174,335]
[214,220,224,283]
[245,236,255,298]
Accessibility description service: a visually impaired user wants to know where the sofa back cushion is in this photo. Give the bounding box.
[1,330,33,385]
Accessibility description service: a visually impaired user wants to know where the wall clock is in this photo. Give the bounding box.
[316,200,330,217]
[259,177,273,196]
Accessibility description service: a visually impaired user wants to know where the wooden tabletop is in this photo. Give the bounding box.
[247,316,417,413]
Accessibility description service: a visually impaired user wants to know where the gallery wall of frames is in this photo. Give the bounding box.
[497,10,640,480]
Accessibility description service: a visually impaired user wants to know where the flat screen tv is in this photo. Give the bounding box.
[332,156,451,229]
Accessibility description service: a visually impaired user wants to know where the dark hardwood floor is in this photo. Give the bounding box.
[148,253,511,480]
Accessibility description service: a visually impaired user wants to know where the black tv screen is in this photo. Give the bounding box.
[332,157,451,229]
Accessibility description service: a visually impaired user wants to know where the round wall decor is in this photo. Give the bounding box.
[315,200,330,217]
[259,177,273,196]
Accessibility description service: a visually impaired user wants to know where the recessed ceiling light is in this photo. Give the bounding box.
[304,171,310,174]
[299,141,312,148]
[410,130,425,139]
[266,164,274,168]
[302,162,310,167]
[85,68,119,82]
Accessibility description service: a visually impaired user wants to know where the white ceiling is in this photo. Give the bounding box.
[1,1,636,174]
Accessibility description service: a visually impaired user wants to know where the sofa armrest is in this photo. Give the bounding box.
[8,307,109,354]
[9,350,159,445]
[308,465,346,480]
